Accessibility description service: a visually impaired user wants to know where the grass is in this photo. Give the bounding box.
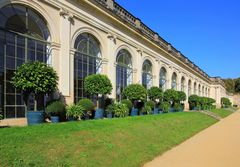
[0,112,217,167]
[209,108,234,118]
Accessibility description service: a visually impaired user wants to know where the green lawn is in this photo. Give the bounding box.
[209,108,233,118]
[0,112,217,167]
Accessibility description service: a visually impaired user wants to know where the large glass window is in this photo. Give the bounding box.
[198,84,201,96]
[116,49,132,101]
[142,60,152,89]
[171,72,177,90]
[74,33,102,102]
[188,80,192,96]
[181,77,185,92]
[159,67,167,91]
[0,4,51,119]
[194,82,197,94]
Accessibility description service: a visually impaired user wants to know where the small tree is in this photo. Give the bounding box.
[12,61,58,111]
[163,89,178,106]
[122,84,147,105]
[147,86,163,104]
[84,74,112,108]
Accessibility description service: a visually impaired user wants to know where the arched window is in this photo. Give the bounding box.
[194,82,197,94]
[198,84,201,96]
[188,80,192,96]
[171,72,177,90]
[159,67,167,91]
[74,33,102,102]
[142,60,152,89]
[181,77,185,92]
[205,87,208,97]
[116,49,132,101]
[202,86,205,97]
[0,4,51,119]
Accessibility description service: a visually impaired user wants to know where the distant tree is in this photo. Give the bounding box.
[235,78,240,93]
[223,78,235,93]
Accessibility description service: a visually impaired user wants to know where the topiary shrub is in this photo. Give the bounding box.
[173,103,183,112]
[161,102,170,113]
[46,101,65,116]
[113,103,129,118]
[163,89,178,103]
[106,104,115,114]
[12,61,58,111]
[140,105,152,115]
[77,98,95,111]
[176,91,186,102]
[121,99,133,110]
[221,97,232,108]
[145,100,155,110]
[66,104,85,120]
[122,84,147,103]
[84,74,112,109]
[188,95,200,110]
[147,86,163,103]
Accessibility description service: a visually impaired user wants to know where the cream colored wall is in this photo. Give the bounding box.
[1,0,227,108]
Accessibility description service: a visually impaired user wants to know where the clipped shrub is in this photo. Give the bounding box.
[77,98,95,111]
[113,103,129,118]
[163,89,178,103]
[145,100,155,110]
[147,86,163,102]
[46,101,65,116]
[177,91,187,102]
[121,99,133,110]
[105,104,115,114]
[66,104,85,120]
[221,97,232,108]
[140,105,152,115]
[161,102,170,113]
[12,61,58,111]
[84,74,112,96]
[188,95,200,109]
[173,103,183,112]
[123,84,147,102]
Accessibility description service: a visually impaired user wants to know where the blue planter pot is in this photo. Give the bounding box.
[51,116,59,123]
[169,108,175,112]
[131,108,138,116]
[153,108,159,115]
[159,110,163,114]
[107,113,113,118]
[27,111,44,125]
[95,108,104,119]
[139,112,144,116]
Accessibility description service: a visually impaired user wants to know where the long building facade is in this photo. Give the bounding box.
[0,0,229,125]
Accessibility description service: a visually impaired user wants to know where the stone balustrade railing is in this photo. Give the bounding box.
[93,0,210,80]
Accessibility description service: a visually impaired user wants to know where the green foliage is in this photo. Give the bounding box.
[121,99,133,110]
[173,103,183,112]
[161,102,170,113]
[147,86,163,102]
[77,98,95,111]
[163,89,178,103]
[66,104,85,120]
[123,84,147,102]
[112,103,129,118]
[189,95,216,110]
[12,61,58,99]
[140,105,152,115]
[105,104,115,114]
[235,78,240,92]
[0,114,3,120]
[176,91,186,102]
[221,97,232,108]
[145,101,155,109]
[46,101,65,116]
[84,74,112,96]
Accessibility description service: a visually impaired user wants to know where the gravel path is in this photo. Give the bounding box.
[144,109,240,167]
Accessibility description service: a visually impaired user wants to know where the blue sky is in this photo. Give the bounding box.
[116,0,240,79]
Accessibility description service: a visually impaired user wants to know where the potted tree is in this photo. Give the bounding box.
[12,62,58,125]
[163,89,178,112]
[122,84,147,116]
[84,74,112,119]
[175,91,186,112]
[148,86,163,114]
[45,101,65,123]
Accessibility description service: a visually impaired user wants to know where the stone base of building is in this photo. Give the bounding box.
[0,118,27,127]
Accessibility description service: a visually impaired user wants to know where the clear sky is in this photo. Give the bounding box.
[116,0,240,79]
